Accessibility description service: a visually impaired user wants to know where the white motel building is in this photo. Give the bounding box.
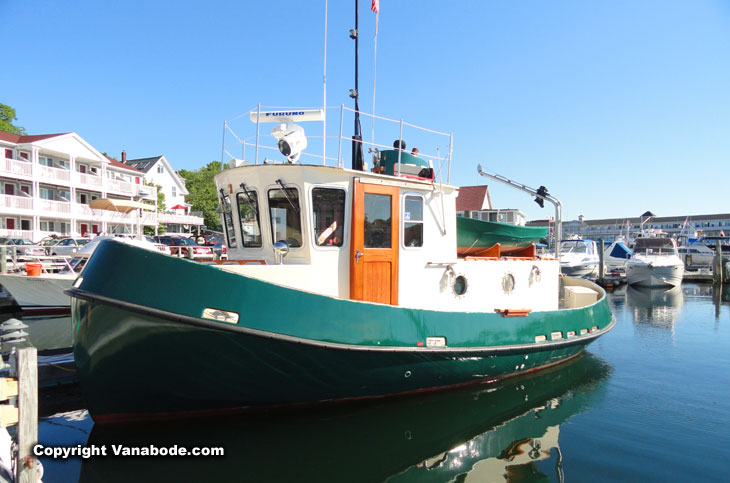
[0,130,203,241]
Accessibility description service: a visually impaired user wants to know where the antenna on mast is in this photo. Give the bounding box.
[350,0,364,171]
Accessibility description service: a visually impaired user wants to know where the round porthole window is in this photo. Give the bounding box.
[502,273,515,293]
[452,275,468,296]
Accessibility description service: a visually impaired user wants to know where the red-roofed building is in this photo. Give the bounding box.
[0,129,161,240]
[456,185,526,226]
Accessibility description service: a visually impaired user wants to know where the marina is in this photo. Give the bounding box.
[3,1,730,481]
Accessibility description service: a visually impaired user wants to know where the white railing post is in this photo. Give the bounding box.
[255,104,261,165]
[397,119,403,176]
[338,104,344,168]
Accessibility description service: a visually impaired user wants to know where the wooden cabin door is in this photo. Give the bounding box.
[350,180,399,305]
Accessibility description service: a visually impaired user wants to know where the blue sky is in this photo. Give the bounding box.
[3,0,730,221]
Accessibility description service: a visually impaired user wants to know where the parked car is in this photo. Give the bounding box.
[144,236,172,256]
[37,237,63,255]
[8,238,46,257]
[50,237,92,256]
[154,236,214,260]
[203,235,225,246]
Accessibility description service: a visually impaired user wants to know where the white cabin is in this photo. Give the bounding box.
[214,164,559,313]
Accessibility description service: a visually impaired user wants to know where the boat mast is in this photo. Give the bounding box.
[350,0,364,171]
[477,165,563,259]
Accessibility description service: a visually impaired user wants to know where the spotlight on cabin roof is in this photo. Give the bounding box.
[271,122,307,163]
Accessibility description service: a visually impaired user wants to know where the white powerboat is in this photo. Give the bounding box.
[626,237,684,287]
[558,239,600,278]
[677,243,715,267]
[603,238,632,273]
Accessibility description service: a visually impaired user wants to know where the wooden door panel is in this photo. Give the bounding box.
[362,261,392,303]
[350,180,399,305]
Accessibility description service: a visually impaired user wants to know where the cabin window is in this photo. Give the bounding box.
[312,188,345,247]
[268,187,302,247]
[403,195,424,248]
[364,194,392,248]
[237,190,262,247]
[222,195,237,248]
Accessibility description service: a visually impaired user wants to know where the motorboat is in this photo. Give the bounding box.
[558,239,600,279]
[66,103,614,423]
[625,237,684,287]
[603,238,632,269]
[677,243,715,267]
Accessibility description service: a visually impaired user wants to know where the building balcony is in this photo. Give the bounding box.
[158,213,205,226]
[0,157,33,178]
[38,199,72,216]
[0,228,34,239]
[0,194,33,212]
[77,172,103,189]
[38,165,71,183]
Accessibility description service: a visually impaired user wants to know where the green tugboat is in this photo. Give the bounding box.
[67,104,613,423]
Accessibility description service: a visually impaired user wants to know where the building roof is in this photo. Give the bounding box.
[124,156,163,173]
[0,130,68,144]
[456,185,492,212]
[105,156,142,173]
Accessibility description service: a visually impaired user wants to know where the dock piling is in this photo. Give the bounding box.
[0,348,39,483]
[713,240,723,284]
[598,238,605,284]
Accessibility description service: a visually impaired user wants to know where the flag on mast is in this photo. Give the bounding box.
[371,0,379,14]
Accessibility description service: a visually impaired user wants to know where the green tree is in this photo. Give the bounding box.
[143,182,166,235]
[178,161,223,230]
[0,103,26,135]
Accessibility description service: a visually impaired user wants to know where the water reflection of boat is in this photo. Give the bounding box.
[626,285,684,329]
[79,353,611,483]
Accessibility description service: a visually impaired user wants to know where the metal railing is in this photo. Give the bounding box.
[222,104,454,183]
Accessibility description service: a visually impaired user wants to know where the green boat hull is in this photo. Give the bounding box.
[456,217,547,253]
[68,241,613,422]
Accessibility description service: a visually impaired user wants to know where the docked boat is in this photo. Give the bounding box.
[603,238,632,269]
[625,237,684,287]
[558,239,600,279]
[456,217,547,257]
[67,102,614,423]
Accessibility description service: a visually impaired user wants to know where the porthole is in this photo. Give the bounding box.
[502,273,515,294]
[452,275,468,296]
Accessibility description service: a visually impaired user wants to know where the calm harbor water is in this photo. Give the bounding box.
[34,282,730,482]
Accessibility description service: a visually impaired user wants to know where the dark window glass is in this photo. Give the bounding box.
[312,188,345,247]
[268,187,302,247]
[237,190,262,247]
[222,195,237,248]
[364,193,391,248]
[403,195,423,247]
